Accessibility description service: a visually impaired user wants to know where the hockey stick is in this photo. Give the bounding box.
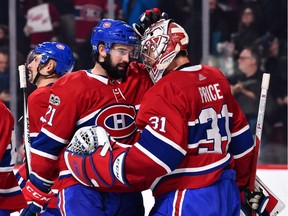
[19,64,32,178]
[248,73,270,191]
[247,73,285,216]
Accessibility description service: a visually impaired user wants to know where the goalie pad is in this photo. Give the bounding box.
[64,126,114,187]
[240,175,285,216]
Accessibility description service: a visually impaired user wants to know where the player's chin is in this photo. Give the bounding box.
[117,64,128,71]
[28,75,33,83]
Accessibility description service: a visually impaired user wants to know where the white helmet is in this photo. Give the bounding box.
[140,19,189,83]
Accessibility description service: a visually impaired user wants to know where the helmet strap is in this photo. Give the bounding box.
[33,63,56,85]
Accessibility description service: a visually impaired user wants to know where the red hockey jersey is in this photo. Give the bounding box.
[24,84,59,208]
[0,101,26,211]
[119,64,254,197]
[30,62,153,191]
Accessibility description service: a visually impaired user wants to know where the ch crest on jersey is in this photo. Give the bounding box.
[95,104,137,140]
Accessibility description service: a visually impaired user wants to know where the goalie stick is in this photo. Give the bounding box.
[248,73,285,216]
[19,64,32,178]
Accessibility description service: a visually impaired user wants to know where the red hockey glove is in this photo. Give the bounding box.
[133,8,168,36]
[64,126,115,187]
[20,181,54,216]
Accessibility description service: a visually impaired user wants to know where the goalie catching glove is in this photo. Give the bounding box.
[64,126,117,187]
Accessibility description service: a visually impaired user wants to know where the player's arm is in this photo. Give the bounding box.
[228,108,254,188]
[20,80,79,215]
[65,83,188,189]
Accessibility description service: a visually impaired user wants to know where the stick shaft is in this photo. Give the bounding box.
[18,65,32,177]
[249,73,270,191]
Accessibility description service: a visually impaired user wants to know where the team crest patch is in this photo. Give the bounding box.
[49,94,61,106]
[56,43,65,50]
[103,22,111,28]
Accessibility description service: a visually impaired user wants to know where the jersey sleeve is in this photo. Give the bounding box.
[227,93,254,187]
[30,76,80,182]
[123,82,188,184]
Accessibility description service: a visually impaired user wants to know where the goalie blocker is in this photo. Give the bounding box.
[64,126,286,215]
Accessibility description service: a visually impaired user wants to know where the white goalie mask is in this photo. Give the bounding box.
[140,19,189,83]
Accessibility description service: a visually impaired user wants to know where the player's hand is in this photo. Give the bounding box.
[133,8,168,36]
[65,126,115,187]
[241,187,269,215]
[20,181,54,216]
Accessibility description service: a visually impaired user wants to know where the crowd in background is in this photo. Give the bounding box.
[0,0,286,164]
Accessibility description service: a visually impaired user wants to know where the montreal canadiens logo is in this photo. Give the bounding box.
[95,104,137,140]
[56,43,65,50]
[103,21,111,28]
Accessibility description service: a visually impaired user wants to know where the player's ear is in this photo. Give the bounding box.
[98,44,107,60]
[46,60,57,75]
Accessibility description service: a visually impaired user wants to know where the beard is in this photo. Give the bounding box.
[99,54,129,79]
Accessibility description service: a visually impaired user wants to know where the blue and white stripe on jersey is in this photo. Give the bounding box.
[136,125,186,173]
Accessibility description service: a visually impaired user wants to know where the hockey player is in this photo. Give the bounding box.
[0,100,27,216]
[19,19,153,216]
[65,10,267,215]
[16,41,75,216]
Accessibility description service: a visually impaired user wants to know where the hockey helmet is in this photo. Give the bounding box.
[90,19,140,58]
[33,42,75,76]
[140,19,189,83]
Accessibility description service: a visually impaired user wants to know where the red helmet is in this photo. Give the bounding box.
[140,19,189,83]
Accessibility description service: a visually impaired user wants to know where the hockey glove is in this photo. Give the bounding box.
[133,8,168,36]
[20,181,54,216]
[64,126,115,187]
[240,187,269,215]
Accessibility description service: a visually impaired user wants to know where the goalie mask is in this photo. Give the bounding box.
[141,19,189,83]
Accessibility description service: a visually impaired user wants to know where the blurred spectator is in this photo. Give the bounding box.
[183,1,202,64]
[0,0,8,25]
[207,0,234,76]
[73,0,122,69]
[74,0,106,48]
[74,0,109,69]
[262,36,287,145]
[0,24,9,48]
[208,0,230,56]
[231,6,262,58]
[0,48,10,107]
[50,0,75,49]
[122,0,158,26]
[229,46,277,143]
[23,0,61,48]
[158,0,192,26]
[259,0,287,42]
